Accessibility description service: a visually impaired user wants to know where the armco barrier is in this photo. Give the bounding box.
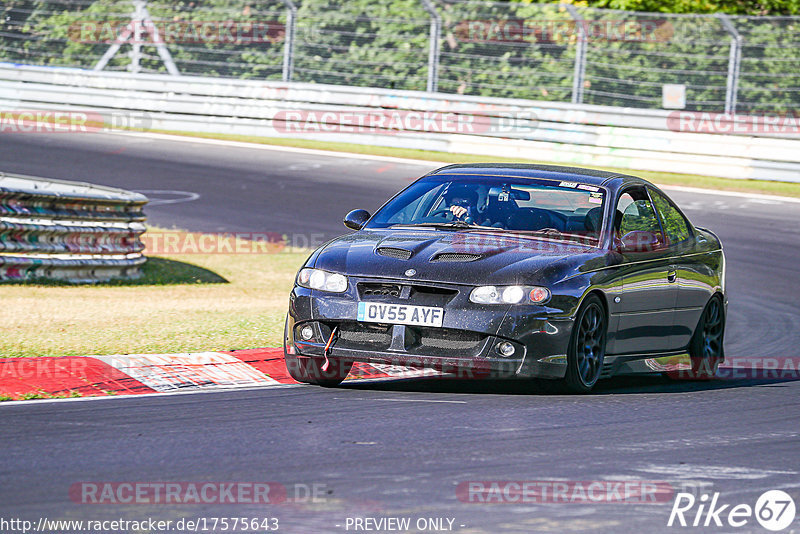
[0,172,147,282]
[1,63,799,182]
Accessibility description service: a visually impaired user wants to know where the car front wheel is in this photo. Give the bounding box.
[563,294,607,393]
[284,315,353,386]
[285,352,353,387]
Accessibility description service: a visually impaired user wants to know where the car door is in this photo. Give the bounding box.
[611,187,678,354]
[648,187,712,350]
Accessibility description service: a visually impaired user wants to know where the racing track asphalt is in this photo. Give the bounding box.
[1,132,799,533]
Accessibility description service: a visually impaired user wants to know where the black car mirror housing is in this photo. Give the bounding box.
[343,209,371,231]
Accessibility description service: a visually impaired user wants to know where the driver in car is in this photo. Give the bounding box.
[445,185,480,224]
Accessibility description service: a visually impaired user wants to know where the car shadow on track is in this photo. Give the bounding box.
[339,371,800,396]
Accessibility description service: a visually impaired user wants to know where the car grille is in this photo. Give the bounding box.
[411,327,486,354]
[430,252,482,263]
[376,247,412,260]
[358,282,458,305]
[334,322,488,357]
[337,322,392,350]
[359,283,403,298]
[409,284,458,306]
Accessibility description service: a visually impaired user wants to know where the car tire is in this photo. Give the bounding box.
[285,353,353,387]
[284,315,353,387]
[562,294,607,394]
[684,295,725,380]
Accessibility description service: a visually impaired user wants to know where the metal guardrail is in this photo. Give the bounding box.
[0,172,148,282]
[1,1,798,114]
[1,63,799,183]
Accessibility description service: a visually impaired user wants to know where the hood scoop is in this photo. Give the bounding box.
[376,246,413,260]
[430,252,482,263]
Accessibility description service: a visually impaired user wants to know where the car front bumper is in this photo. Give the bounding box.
[286,277,574,380]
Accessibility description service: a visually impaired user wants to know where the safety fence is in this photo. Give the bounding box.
[1,63,799,183]
[0,172,147,282]
[0,1,798,114]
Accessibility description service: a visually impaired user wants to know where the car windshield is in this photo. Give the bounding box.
[366,174,607,245]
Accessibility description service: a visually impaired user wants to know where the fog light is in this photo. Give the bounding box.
[300,325,315,341]
[497,341,515,357]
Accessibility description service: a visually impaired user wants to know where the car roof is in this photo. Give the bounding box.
[428,163,648,189]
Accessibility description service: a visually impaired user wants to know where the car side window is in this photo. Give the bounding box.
[615,190,662,238]
[649,189,692,245]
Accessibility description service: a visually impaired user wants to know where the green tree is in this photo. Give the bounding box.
[0,0,797,112]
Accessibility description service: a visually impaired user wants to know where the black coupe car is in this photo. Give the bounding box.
[284,164,726,392]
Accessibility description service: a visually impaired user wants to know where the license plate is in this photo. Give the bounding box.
[357,302,444,328]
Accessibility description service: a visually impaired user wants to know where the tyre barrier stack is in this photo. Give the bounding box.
[0,172,148,282]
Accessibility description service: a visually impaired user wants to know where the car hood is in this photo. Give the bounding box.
[312,229,607,286]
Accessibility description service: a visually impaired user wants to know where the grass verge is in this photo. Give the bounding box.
[0,229,306,357]
[155,129,800,199]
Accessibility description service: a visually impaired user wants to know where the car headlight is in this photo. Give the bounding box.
[469,285,550,305]
[297,268,348,293]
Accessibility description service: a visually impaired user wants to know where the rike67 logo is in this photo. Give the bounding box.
[668,490,796,531]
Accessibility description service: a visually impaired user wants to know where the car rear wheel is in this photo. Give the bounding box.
[685,295,725,380]
[563,295,607,393]
[284,315,353,386]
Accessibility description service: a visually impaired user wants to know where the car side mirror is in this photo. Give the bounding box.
[617,231,663,253]
[343,209,371,231]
